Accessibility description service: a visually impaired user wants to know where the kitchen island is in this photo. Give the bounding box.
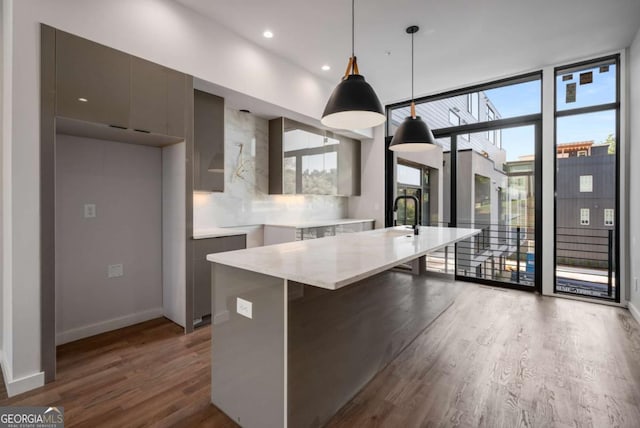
[207,226,479,428]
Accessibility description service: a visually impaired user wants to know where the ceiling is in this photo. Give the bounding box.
[176,0,640,105]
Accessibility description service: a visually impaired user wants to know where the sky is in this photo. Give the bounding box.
[485,64,617,161]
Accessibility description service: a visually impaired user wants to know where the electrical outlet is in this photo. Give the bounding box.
[236,298,252,319]
[108,264,123,278]
[84,204,96,218]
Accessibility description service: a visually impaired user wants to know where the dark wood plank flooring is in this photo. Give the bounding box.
[2,285,640,427]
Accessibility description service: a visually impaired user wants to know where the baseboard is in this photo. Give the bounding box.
[56,307,164,345]
[1,352,45,397]
[163,311,186,329]
[0,351,10,394]
[629,301,640,325]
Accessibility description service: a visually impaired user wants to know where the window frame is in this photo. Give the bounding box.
[553,54,620,302]
[604,208,614,226]
[385,71,543,294]
[579,175,593,193]
[580,208,590,226]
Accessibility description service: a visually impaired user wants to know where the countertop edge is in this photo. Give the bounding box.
[192,228,248,239]
[207,227,480,290]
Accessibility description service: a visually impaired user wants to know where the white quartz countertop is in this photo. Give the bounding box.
[192,227,248,239]
[207,226,480,290]
[263,218,375,229]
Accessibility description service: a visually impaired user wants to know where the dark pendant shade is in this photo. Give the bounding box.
[321,74,385,130]
[388,115,437,152]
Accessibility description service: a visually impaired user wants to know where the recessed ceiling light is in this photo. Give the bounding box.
[263,30,273,39]
[78,97,88,102]
[321,65,331,71]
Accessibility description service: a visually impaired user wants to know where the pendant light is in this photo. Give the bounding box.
[389,26,437,152]
[321,0,385,130]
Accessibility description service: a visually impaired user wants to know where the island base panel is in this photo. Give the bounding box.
[287,272,463,428]
[211,264,285,428]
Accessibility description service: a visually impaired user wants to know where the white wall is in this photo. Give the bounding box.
[2,0,16,387]
[194,108,347,230]
[162,142,186,327]
[55,135,163,344]
[347,125,386,228]
[0,0,5,358]
[1,0,336,392]
[628,28,640,320]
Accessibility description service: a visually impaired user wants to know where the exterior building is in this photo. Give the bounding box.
[501,140,616,296]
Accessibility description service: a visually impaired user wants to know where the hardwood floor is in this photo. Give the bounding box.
[0,318,238,428]
[2,285,640,427]
[327,286,640,428]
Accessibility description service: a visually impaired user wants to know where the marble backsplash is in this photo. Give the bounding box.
[193,108,347,229]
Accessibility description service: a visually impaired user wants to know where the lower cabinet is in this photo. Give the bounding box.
[193,235,246,322]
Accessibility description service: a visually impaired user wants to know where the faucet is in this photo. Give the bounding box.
[393,195,420,235]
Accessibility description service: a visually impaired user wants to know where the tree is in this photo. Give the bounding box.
[604,133,616,155]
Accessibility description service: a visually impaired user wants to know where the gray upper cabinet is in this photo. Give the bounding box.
[55,30,188,139]
[56,30,131,128]
[194,90,225,192]
[269,118,361,196]
[130,57,168,135]
[166,70,187,138]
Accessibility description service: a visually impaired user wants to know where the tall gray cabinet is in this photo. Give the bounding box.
[41,26,197,384]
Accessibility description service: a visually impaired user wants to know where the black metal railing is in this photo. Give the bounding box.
[416,222,533,285]
[555,227,615,299]
[454,222,535,286]
[400,222,615,297]
[422,221,455,274]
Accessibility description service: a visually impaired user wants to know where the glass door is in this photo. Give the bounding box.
[386,72,542,291]
[454,124,539,288]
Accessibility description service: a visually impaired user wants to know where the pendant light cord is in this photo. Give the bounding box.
[344,0,358,78]
[410,29,416,118]
[352,0,355,58]
[411,31,414,102]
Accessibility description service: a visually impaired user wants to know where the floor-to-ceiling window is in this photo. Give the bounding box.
[386,73,542,291]
[554,56,620,302]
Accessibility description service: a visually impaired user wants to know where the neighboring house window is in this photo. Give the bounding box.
[579,175,593,192]
[486,106,495,142]
[461,120,469,141]
[449,110,460,126]
[496,129,502,149]
[467,92,479,119]
[580,208,590,225]
[487,106,495,121]
[577,150,588,157]
[604,208,614,226]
